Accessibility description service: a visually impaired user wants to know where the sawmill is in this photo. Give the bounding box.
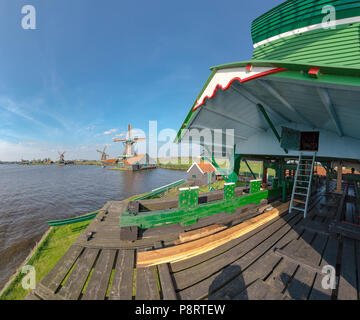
[26,0,360,301]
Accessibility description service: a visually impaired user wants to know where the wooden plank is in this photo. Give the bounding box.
[283,230,328,300]
[82,249,116,300]
[24,292,42,300]
[41,245,83,292]
[337,238,358,300]
[178,225,227,244]
[233,279,289,300]
[109,250,134,300]
[174,212,298,291]
[178,213,303,300]
[204,214,306,300]
[171,212,291,273]
[137,203,290,268]
[201,194,323,300]
[59,248,99,300]
[309,237,339,300]
[154,242,177,300]
[135,266,160,300]
[34,283,65,300]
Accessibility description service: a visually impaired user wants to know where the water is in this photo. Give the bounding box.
[0,164,185,289]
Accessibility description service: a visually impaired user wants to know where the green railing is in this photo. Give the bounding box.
[46,179,185,226]
[134,179,185,200]
[47,210,100,226]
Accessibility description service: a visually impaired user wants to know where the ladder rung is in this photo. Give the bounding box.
[298,175,310,177]
[294,193,307,196]
[295,186,308,190]
[290,207,305,212]
[293,199,306,204]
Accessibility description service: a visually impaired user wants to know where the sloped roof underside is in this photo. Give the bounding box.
[178,72,360,162]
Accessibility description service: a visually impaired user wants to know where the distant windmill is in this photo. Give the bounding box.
[58,151,66,163]
[113,124,146,159]
[97,146,109,162]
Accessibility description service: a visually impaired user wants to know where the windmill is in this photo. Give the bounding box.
[113,124,146,159]
[58,151,66,164]
[97,146,109,162]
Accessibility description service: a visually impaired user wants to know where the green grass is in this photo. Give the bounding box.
[0,220,90,300]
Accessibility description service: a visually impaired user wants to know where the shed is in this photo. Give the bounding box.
[187,162,216,186]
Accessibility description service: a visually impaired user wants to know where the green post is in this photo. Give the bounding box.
[272,177,279,189]
[250,179,262,194]
[224,182,235,200]
[178,187,199,209]
[280,161,286,203]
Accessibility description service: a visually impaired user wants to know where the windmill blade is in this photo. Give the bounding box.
[113,138,126,142]
[134,138,146,142]
[96,149,103,153]
[103,146,107,153]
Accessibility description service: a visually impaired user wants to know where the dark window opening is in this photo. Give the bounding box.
[300,131,319,151]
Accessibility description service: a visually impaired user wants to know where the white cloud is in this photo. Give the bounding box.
[103,128,118,135]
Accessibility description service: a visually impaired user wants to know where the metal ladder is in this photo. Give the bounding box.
[289,152,316,218]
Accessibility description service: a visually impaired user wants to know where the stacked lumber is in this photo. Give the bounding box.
[137,202,290,268]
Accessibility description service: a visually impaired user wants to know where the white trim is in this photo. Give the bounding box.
[187,162,203,174]
[253,16,360,49]
[193,66,279,110]
[186,162,216,174]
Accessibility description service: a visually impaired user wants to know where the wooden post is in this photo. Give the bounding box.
[262,162,267,185]
[335,161,343,194]
[325,161,330,193]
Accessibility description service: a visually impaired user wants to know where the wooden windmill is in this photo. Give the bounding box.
[113,124,146,159]
[97,146,109,162]
[58,151,66,163]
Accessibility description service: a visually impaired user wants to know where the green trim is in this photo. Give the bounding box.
[174,70,217,143]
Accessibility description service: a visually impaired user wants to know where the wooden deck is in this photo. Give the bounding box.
[26,183,360,300]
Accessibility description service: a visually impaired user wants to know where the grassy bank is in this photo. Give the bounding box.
[0,221,90,300]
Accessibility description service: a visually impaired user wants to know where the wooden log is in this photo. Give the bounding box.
[137,202,290,268]
[178,225,227,244]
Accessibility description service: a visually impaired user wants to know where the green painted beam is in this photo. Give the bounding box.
[244,159,257,180]
[120,190,269,229]
[257,104,288,154]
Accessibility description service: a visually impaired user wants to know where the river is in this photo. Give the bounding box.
[0,164,185,289]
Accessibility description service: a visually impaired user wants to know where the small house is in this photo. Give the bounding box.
[187,162,216,186]
[119,153,157,170]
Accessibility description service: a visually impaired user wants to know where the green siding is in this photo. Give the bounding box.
[252,0,360,44]
[253,23,360,67]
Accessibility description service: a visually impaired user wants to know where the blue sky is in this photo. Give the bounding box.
[0,0,284,161]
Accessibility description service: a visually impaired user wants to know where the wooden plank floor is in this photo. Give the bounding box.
[26,183,360,300]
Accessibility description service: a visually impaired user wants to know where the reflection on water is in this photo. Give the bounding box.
[0,164,185,289]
